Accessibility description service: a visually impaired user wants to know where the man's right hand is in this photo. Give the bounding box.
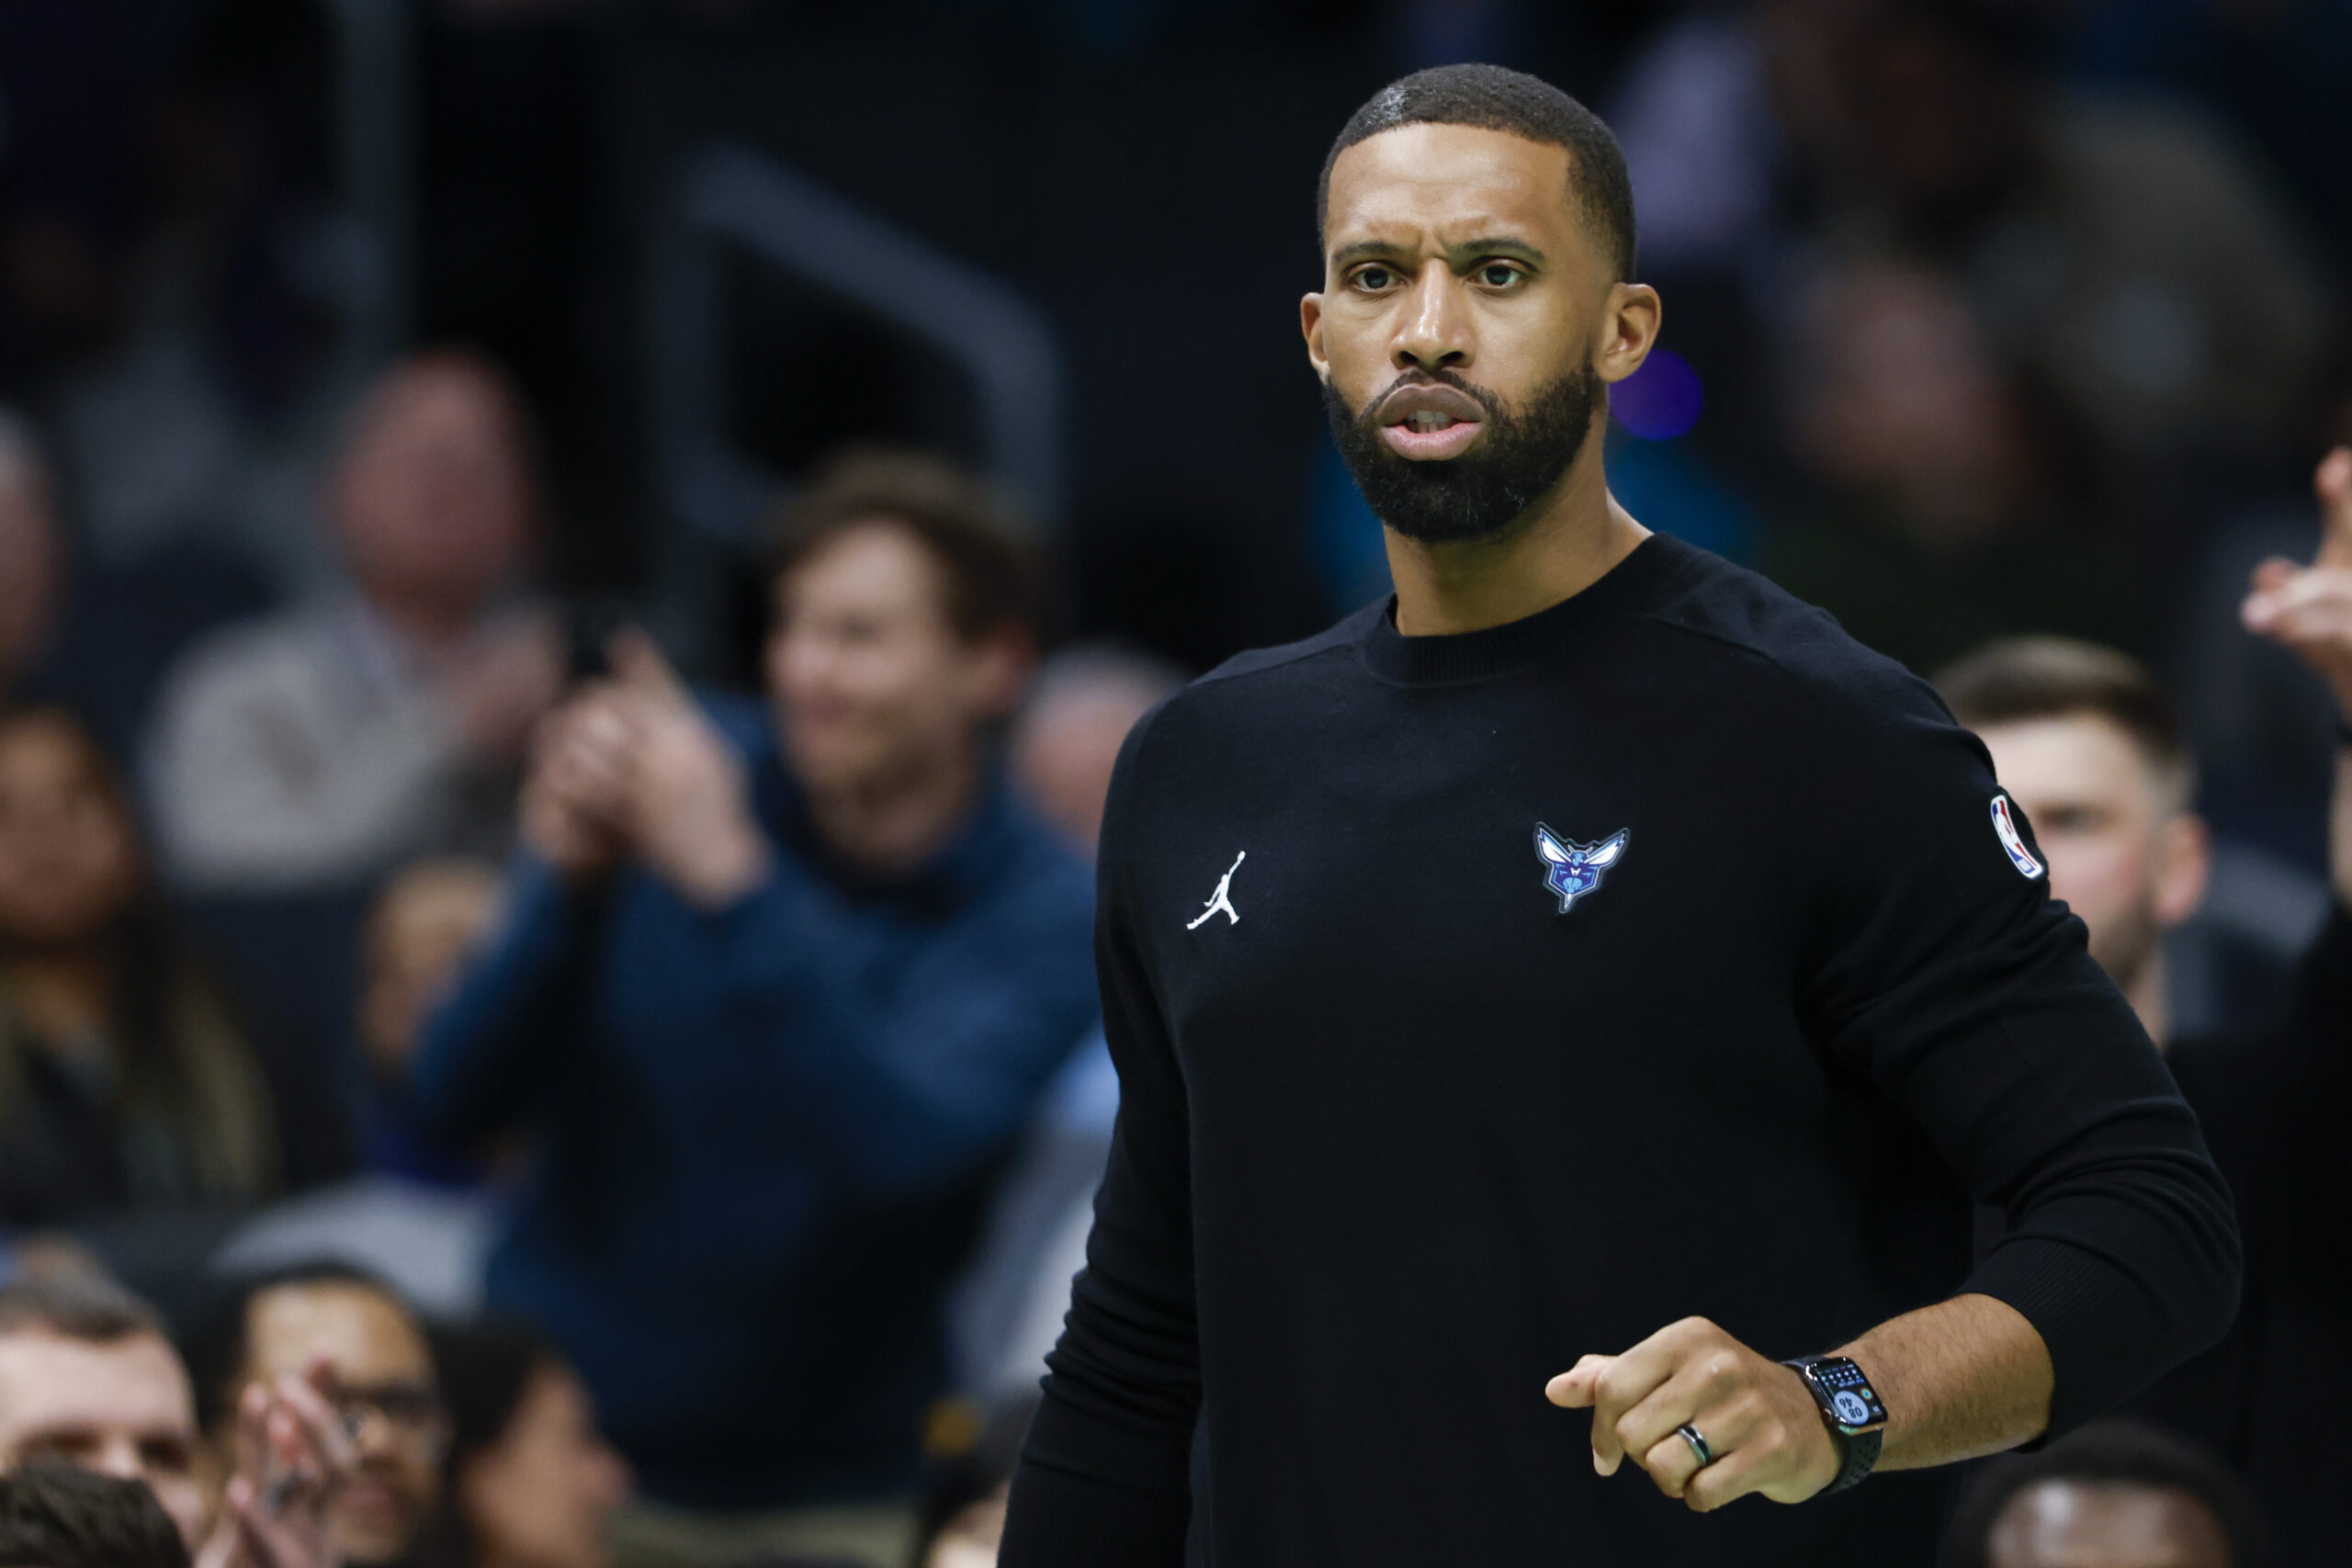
[2243,446,2352,715]
[519,694,632,882]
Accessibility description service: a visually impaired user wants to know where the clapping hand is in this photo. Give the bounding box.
[197,1360,356,1568]
[517,630,770,906]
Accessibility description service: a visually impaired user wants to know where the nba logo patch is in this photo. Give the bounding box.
[1990,795,2043,880]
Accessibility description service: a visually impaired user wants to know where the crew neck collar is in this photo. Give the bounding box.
[1354,532,1690,686]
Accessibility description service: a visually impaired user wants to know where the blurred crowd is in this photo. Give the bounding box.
[0,3,2347,1568]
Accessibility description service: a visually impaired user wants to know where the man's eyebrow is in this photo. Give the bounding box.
[1328,236,1549,268]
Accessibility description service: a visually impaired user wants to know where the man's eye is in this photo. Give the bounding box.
[1477,263,1523,288]
[1354,265,1396,291]
[140,1439,193,1475]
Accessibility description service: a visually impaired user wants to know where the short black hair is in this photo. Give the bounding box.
[1319,63,1636,281]
[181,1260,416,1434]
[1939,1419,2267,1568]
[0,1463,190,1568]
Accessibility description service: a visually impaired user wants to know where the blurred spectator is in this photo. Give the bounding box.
[910,1395,1034,1568]
[0,420,65,706]
[1811,0,2336,468]
[0,1462,190,1568]
[357,860,506,1186]
[409,451,1096,1567]
[1940,1419,2262,1568]
[424,1322,631,1568]
[0,1273,349,1568]
[0,706,278,1226]
[144,353,560,897]
[1936,447,2352,1563]
[187,1264,444,1568]
[1004,645,1185,853]
[1939,638,2211,1034]
[0,412,272,766]
[0,1278,205,1546]
[951,646,1181,1395]
[1763,252,2143,672]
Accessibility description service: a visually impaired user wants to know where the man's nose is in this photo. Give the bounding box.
[93,1435,145,1481]
[1395,268,1474,373]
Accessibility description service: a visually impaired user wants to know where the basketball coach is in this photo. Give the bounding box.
[1001,65,2240,1568]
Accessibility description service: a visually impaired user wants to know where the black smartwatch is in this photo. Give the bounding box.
[1782,1356,1887,1495]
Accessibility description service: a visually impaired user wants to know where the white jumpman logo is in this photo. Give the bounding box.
[1187,852,1247,930]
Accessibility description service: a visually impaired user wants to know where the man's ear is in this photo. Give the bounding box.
[2154,812,2212,931]
[1302,291,1329,378]
[1595,281,1663,388]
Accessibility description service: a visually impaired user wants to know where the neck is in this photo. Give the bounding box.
[806,743,986,877]
[2,948,113,1043]
[2123,946,2170,1048]
[1385,433,1649,637]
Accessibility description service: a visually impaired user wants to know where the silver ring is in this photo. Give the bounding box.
[1676,1423,1715,1469]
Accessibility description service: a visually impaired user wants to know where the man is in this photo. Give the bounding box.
[410,451,1097,1566]
[144,352,560,894]
[1001,65,2237,1567]
[185,1266,443,1568]
[1940,1421,2262,1568]
[1934,639,2211,1044]
[0,1276,346,1568]
[1937,446,2352,1562]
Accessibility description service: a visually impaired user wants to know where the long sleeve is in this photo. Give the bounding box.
[144,617,461,891]
[689,838,1097,1197]
[1797,680,2242,1436]
[1002,716,1197,1568]
[407,855,606,1148]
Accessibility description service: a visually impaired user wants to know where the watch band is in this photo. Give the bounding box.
[1823,1427,1882,1495]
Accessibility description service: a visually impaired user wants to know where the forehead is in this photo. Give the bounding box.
[0,1331,195,1442]
[1325,123,1581,256]
[1975,715,2165,804]
[780,519,949,622]
[245,1283,430,1384]
[1993,1480,2228,1568]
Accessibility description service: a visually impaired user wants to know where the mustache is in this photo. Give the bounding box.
[1363,367,1507,423]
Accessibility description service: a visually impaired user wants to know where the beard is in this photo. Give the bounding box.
[1323,360,1604,546]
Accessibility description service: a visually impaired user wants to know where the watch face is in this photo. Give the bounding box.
[1804,1358,1888,1432]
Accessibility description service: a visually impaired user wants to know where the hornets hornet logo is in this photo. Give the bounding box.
[1533,824,1629,914]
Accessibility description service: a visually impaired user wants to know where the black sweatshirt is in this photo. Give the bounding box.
[1002,535,2241,1568]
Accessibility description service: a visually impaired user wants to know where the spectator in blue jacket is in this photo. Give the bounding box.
[408,451,1096,1568]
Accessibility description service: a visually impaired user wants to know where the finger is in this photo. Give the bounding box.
[2245,583,2352,649]
[1612,1372,1705,1482]
[1589,1348,1679,1476]
[2246,556,2299,599]
[1544,1355,1612,1408]
[608,627,688,702]
[1682,1443,1768,1514]
[2243,567,2352,633]
[278,1371,357,1472]
[2316,446,2352,570]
